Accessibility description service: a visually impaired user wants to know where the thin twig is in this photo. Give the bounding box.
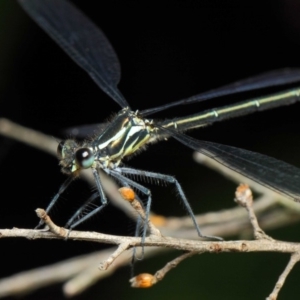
[35,208,68,237]
[267,252,300,300]
[99,242,131,270]
[119,187,162,237]
[235,183,273,240]
[0,209,298,254]
[130,251,196,288]
[2,225,300,254]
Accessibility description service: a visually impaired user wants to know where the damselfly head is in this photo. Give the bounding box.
[57,139,94,175]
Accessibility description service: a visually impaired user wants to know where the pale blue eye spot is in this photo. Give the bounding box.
[75,148,94,169]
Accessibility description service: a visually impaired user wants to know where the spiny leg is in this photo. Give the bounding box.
[107,172,147,264]
[108,169,152,251]
[36,176,73,229]
[66,168,108,230]
[130,215,144,278]
[65,192,99,228]
[119,167,223,241]
[65,168,149,237]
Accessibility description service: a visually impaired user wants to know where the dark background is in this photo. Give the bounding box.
[1,0,300,299]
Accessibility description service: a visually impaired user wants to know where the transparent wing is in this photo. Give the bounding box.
[162,127,300,200]
[63,123,109,138]
[18,0,129,108]
[64,69,300,138]
[141,68,300,115]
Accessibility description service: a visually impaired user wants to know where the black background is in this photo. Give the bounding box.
[1,0,300,299]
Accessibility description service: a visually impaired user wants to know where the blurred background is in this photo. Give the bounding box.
[1,0,300,299]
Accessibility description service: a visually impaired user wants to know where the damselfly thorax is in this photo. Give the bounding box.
[58,108,156,174]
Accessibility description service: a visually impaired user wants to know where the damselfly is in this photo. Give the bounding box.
[18,0,300,240]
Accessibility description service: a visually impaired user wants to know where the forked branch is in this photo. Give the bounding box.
[0,119,300,299]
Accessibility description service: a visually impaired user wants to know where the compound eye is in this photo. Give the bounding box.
[75,148,94,169]
[57,141,65,159]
